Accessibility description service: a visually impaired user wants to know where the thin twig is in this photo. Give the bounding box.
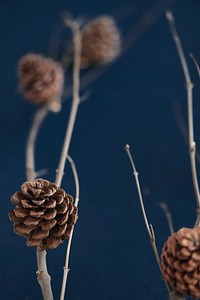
[159,202,174,235]
[123,0,175,54]
[189,53,200,78]
[66,155,80,206]
[124,144,171,293]
[36,248,54,300]
[189,53,200,225]
[55,19,82,187]
[26,106,49,181]
[60,155,80,300]
[173,103,200,163]
[166,11,200,226]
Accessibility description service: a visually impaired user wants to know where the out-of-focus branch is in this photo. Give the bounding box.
[159,202,174,235]
[26,106,48,181]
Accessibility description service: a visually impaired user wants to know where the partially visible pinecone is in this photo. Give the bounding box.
[18,53,64,110]
[80,16,121,67]
[161,227,200,299]
[9,178,77,250]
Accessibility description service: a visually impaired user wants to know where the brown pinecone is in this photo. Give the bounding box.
[9,178,77,250]
[80,16,121,67]
[18,53,64,110]
[161,227,200,299]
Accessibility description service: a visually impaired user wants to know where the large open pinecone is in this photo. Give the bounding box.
[161,227,200,299]
[80,16,121,67]
[9,178,77,250]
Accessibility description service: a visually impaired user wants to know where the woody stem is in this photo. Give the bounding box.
[166,11,200,227]
[55,20,81,187]
[26,106,48,181]
[36,248,54,300]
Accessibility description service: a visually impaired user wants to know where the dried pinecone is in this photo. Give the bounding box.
[161,227,200,299]
[18,53,64,111]
[9,178,77,250]
[80,16,121,67]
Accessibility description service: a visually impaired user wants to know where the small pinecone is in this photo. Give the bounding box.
[9,178,77,250]
[161,227,200,299]
[18,53,64,110]
[80,16,121,67]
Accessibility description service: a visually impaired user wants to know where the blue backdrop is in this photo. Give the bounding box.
[1,0,200,299]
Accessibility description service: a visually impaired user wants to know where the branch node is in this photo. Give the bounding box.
[190,141,196,152]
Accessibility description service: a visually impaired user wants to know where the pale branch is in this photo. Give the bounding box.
[55,19,82,187]
[36,248,54,300]
[26,106,49,181]
[60,155,80,300]
[36,168,48,178]
[123,0,175,54]
[25,105,53,300]
[124,144,171,293]
[159,202,174,235]
[173,103,200,163]
[66,155,80,207]
[189,54,200,225]
[189,53,200,78]
[166,11,200,220]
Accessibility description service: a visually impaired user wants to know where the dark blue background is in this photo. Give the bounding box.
[1,0,200,299]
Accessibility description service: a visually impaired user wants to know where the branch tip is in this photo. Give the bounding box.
[125,144,130,151]
[189,53,200,78]
[166,9,173,21]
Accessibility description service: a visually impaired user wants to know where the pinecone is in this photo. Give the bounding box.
[80,16,121,67]
[161,227,200,299]
[9,178,77,250]
[18,53,64,111]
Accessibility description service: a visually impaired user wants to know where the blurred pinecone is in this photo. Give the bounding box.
[18,53,64,111]
[80,16,121,67]
[9,178,77,250]
[161,227,200,299]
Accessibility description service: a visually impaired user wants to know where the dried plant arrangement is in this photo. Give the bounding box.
[6,1,179,299]
[125,11,200,300]
[8,12,122,300]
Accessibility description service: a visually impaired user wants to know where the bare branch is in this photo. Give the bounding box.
[166,11,200,222]
[67,155,80,206]
[36,248,54,300]
[125,144,171,293]
[60,155,80,300]
[26,106,54,299]
[189,53,200,78]
[55,19,82,187]
[173,103,200,163]
[26,106,48,181]
[159,202,174,235]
